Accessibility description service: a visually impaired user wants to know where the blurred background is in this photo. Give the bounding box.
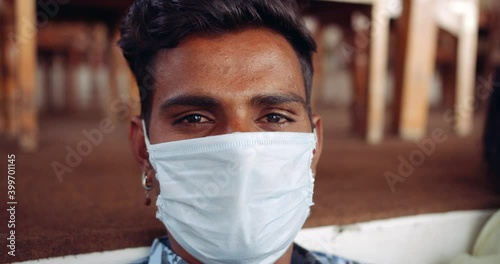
[0,0,499,262]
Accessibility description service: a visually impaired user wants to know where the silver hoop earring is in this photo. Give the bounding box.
[142,173,153,191]
[142,173,153,206]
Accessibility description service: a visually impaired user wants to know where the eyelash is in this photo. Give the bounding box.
[172,112,296,126]
[261,113,295,124]
[173,114,213,125]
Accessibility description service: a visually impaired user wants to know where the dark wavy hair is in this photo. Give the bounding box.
[118,0,316,129]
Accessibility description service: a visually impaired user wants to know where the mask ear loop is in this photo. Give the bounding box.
[310,129,317,205]
[141,119,155,206]
[311,128,318,180]
[142,119,152,149]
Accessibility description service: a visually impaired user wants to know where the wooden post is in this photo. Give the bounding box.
[88,23,108,114]
[129,69,140,119]
[15,0,38,151]
[1,0,18,139]
[351,12,370,136]
[65,47,80,113]
[484,1,500,83]
[107,29,122,120]
[32,53,53,113]
[0,6,6,135]
[397,0,437,140]
[392,0,410,134]
[305,16,323,113]
[454,0,479,137]
[440,63,457,110]
[4,39,18,139]
[43,55,54,113]
[366,0,390,143]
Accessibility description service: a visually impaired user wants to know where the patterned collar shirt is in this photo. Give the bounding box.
[134,236,363,264]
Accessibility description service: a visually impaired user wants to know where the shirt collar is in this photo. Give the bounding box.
[144,235,360,264]
[147,236,187,264]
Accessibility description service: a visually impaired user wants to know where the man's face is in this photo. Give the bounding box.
[129,27,323,263]
[148,28,314,143]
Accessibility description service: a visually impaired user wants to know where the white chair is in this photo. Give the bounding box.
[316,0,395,143]
[315,0,480,142]
[399,0,479,139]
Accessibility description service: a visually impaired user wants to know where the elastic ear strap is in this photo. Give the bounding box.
[142,120,152,148]
[312,128,318,145]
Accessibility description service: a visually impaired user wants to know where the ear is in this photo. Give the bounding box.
[311,114,323,175]
[129,116,153,173]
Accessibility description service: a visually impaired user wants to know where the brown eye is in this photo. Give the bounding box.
[176,114,211,124]
[256,112,296,131]
[265,114,289,124]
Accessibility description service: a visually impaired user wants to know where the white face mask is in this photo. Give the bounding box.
[144,124,316,264]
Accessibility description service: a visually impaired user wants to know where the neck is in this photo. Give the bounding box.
[168,231,294,264]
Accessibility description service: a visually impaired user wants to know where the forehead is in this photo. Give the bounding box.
[152,28,305,99]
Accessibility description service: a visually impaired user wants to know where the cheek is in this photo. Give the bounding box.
[147,113,182,144]
[297,118,314,133]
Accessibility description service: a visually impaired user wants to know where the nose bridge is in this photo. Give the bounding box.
[224,106,257,133]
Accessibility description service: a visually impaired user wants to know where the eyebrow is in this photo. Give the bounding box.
[159,92,307,113]
[159,95,220,112]
[250,93,307,109]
